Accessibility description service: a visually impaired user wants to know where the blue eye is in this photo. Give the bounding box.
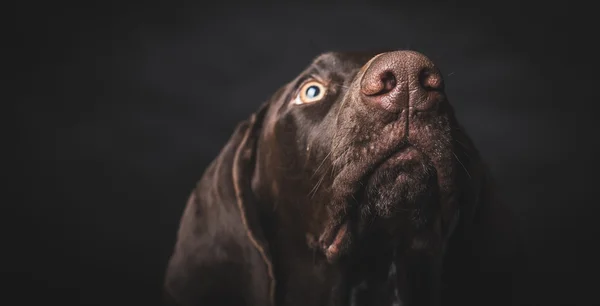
[305,85,320,98]
[295,81,326,104]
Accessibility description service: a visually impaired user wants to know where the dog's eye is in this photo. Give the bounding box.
[294,81,327,104]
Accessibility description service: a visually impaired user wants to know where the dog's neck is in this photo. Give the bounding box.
[249,185,404,306]
[248,162,350,305]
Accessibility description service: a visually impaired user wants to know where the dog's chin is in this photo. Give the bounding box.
[362,146,438,223]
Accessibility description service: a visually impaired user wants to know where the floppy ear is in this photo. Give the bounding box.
[163,102,275,306]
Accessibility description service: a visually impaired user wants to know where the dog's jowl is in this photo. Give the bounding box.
[163,51,514,306]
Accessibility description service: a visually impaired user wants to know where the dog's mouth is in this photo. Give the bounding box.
[318,146,432,261]
[366,146,426,186]
[309,145,432,264]
[317,219,352,263]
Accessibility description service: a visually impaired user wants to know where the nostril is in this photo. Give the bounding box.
[419,68,443,90]
[361,70,397,96]
[381,72,396,93]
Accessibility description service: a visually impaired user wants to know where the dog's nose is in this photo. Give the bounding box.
[360,51,443,112]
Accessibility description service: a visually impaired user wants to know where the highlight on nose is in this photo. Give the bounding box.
[419,68,443,90]
[359,50,444,113]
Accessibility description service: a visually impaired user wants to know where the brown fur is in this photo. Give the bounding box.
[163,51,521,306]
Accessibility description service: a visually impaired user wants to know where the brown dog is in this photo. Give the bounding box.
[163,51,518,306]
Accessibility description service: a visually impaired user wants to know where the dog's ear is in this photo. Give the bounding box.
[163,101,275,306]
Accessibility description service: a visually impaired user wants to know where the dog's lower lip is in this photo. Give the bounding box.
[323,220,350,262]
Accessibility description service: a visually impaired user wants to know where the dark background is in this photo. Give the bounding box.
[11,0,598,305]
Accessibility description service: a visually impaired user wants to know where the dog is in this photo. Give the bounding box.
[163,50,521,306]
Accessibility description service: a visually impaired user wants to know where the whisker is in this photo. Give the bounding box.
[453,138,469,149]
[350,194,359,205]
[308,138,352,198]
[453,139,472,160]
[333,83,352,90]
[311,150,333,179]
[309,172,327,198]
[452,152,471,179]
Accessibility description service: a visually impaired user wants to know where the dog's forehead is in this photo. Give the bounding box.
[309,51,380,74]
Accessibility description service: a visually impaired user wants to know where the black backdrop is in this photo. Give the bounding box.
[12,1,598,305]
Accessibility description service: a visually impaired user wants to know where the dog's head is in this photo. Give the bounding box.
[251,51,484,264]
[164,50,494,306]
